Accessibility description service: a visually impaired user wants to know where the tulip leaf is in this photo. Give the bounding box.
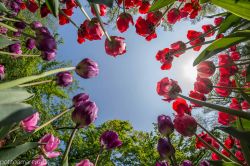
[0,88,33,104]
[0,103,35,126]
[232,119,250,131]
[200,0,210,3]
[149,0,175,12]
[87,0,114,8]
[0,35,17,49]
[211,0,250,21]
[0,2,10,13]
[0,125,13,139]
[45,0,59,17]
[218,14,241,34]
[0,142,38,160]
[215,126,250,142]
[193,30,250,66]
[246,65,250,82]
[209,161,241,166]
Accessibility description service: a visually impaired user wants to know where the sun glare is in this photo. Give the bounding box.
[182,58,197,82]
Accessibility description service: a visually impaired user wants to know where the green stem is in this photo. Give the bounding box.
[212,86,249,91]
[178,94,250,120]
[0,22,35,38]
[34,107,73,133]
[8,126,20,134]
[195,133,232,162]
[62,126,78,164]
[122,0,126,13]
[18,80,53,87]
[59,9,80,29]
[0,51,40,57]
[75,0,91,20]
[216,61,250,68]
[0,66,76,90]
[167,136,178,166]
[94,147,103,166]
[197,122,242,164]
[91,3,111,41]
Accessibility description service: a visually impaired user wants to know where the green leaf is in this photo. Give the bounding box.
[246,64,250,82]
[0,2,10,13]
[45,0,59,17]
[193,30,250,66]
[209,161,241,166]
[0,125,12,139]
[87,0,114,8]
[0,103,35,126]
[149,0,175,12]
[0,88,33,104]
[211,0,250,21]
[218,14,241,34]
[0,35,17,49]
[0,142,38,161]
[200,0,210,3]
[216,126,250,141]
[232,119,250,131]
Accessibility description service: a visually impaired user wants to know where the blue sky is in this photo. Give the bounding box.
[57,7,213,131]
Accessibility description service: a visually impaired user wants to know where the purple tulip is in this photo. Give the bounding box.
[0,64,5,80]
[100,130,122,150]
[10,1,20,14]
[157,138,175,159]
[0,26,8,34]
[20,112,40,132]
[181,160,193,166]
[156,161,169,166]
[199,160,210,166]
[31,21,43,30]
[158,115,174,136]
[71,101,98,127]
[13,30,22,37]
[56,71,73,87]
[39,134,61,158]
[26,38,36,50]
[36,36,57,52]
[14,21,26,29]
[9,43,22,55]
[35,27,51,37]
[41,51,56,61]
[31,155,47,166]
[75,58,99,79]
[72,93,90,107]
[76,159,94,166]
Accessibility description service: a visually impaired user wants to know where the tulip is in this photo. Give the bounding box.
[155,161,169,166]
[9,43,22,55]
[174,114,197,137]
[26,38,36,50]
[197,61,216,78]
[39,134,61,158]
[157,115,174,136]
[214,17,224,26]
[14,21,26,30]
[31,155,47,166]
[100,130,122,150]
[157,138,175,159]
[20,112,40,132]
[56,71,73,87]
[72,93,90,107]
[116,13,134,33]
[76,159,94,166]
[75,58,99,79]
[194,77,213,94]
[0,64,5,80]
[31,21,43,30]
[167,8,181,24]
[105,36,126,57]
[41,51,56,61]
[199,160,210,166]
[181,160,193,166]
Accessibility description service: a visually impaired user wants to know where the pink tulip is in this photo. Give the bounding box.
[39,134,61,158]
[31,155,47,166]
[21,112,40,132]
[76,159,94,166]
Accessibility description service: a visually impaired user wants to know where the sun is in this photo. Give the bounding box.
[182,57,197,82]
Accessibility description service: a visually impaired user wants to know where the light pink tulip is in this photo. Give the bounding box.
[21,112,40,132]
[31,155,47,166]
[39,134,61,158]
[76,159,94,166]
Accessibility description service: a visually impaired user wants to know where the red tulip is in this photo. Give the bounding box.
[116,13,134,33]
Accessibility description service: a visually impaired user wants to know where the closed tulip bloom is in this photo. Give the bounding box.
[91,4,107,16]
[105,36,126,57]
[157,138,175,159]
[41,51,56,61]
[187,30,205,51]
[0,64,5,80]
[14,21,26,29]
[211,152,220,160]
[167,8,181,24]
[75,58,99,79]
[155,161,169,166]
[181,160,193,166]
[9,43,22,55]
[100,130,122,150]
[76,159,94,166]
[157,115,174,136]
[26,0,39,13]
[170,41,186,57]
[202,24,215,37]
[0,26,8,34]
[214,17,224,26]
[172,98,191,115]
[197,61,215,78]
[36,36,57,52]
[72,93,90,107]
[194,77,213,94]
[20,112,40,132]
[40,3,51,18]
[174,114,197,137]
[26,38,36,50]
[72,101,98,127]
[224,135,234,149]
[156,77,182,102]
[215,78,232,97]
[116,13,134,33]
[188,91,206,107]
[199,160,210,166]
[139,1,150,14]
[230,52,240,61]
[31,21,43,30]
[39,134,61,158]
[56,71,73,87]
[31,155,47,166]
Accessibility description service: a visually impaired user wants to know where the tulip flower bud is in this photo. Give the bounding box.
[76,159,94,166]
[174,114,197,137]
[199,160,210,166]
[31,21,43,30]
[0,64,5,80]
[105,36,126,57]
[20,112,40,132]
[71,101,98,127]
[157,138,175,159]
[75,58,99,79]
[100,130,122,150]
[31,155,47,166]
[0,26,8,34]
[197,61,215,78]
[9,43,22,55]
[157,115,174,136]
[41,51,56,61]
[14,21,26,30]
[56,71,73,87]
[181,160,193,166]
[39,134,61,158]
[26,38,36,50]
[72,93,90,107]
[155,161,169,166]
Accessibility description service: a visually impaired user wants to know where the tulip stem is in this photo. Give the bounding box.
[95,147,103,166]
[167,136,178,166]
[62,126,78,164]
[122,0,126,13]
[0,22,35,38]
[0,51,40,57]
[18,80,53,87]
[91,3,111,41]
[195,133,233,162]
[215,61,250,68]
[59,9,80,29]
[8,126,20,134]
[197,122,242,164]
[212,86,249,91]
[178,94,250,120]
[0,66,76,90]
[34,107,73,133]
[75,0,91,21]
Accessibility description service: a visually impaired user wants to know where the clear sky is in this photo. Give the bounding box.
[57,7,213,131]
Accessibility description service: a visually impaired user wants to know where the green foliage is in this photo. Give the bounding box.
[45,0,59,17]
[218,14,241,34]
[149,0,175,12]
[88,0,114,8]
[0,35,17,49]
